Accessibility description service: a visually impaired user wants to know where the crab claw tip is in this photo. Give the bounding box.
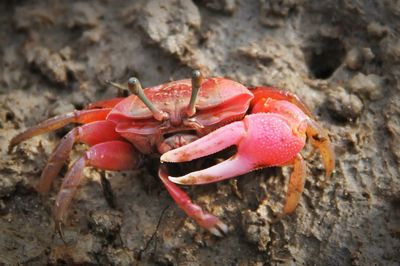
[160,153,175,163]
[209,220,228,237]
[168,175,192,185]
[209,228,223,237]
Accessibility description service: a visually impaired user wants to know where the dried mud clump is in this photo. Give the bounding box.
[348,73,385,100]
[24,46,68,85]
[259,0,299,27]
[326,86,364,123]
[137,0,201,57]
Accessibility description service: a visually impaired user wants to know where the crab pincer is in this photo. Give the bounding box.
[162,97,335,214]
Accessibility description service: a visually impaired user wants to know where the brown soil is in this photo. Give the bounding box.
[1,0,399,265]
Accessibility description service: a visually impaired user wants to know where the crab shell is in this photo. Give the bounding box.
[107,78,253,154]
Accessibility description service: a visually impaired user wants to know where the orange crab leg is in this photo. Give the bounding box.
[9,108,111,152]
[54,141,141,231]
[283,154,306,214]
[306,119,335,179]
[37,121,124,194]
[158,166,228,236]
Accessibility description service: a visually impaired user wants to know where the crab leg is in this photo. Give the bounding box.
[37,121,123,194]
[283,154,306,214]
[306,119,335,179]
[9,108,111,152]
[158,166,228,236]
[85,98,124,109]
[54,141,140,232]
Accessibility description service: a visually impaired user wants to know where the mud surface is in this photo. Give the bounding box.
[1,0,400,265]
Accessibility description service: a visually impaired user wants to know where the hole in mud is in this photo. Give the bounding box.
[302,36,346,79]
[5,111,14,122]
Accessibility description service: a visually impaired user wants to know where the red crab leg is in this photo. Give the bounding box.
[54,141,140,231]
[38,121,124,194]
[158,166,228,237]
[85,98,124,109]
[9,108,111,152]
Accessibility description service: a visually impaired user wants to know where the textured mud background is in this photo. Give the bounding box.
[1,0,399,265]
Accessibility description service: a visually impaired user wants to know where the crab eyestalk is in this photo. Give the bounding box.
[127,77,169,121]
[106,80,128,93]
[186,70,203,117]
[107,78,169,121]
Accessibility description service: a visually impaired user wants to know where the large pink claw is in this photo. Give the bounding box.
[161,113,307,185]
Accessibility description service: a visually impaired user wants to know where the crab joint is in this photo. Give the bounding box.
[186,70,203,117]
[127,77,169,121]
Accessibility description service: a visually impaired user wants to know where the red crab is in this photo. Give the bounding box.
[9,70,335,237]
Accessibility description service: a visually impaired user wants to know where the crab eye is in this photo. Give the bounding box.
[127,77,140,94]
[192,70,201,79]
[128,77,138,85]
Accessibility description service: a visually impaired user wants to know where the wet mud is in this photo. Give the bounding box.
[0,0,399,265]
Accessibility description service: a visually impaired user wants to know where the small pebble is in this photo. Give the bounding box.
[361,47,375,62]
[367,22,389,39]
[345,48,363,70]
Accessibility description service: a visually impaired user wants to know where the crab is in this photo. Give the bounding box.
[9,70,335,237]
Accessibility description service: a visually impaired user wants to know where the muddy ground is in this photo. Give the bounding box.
[0,0,399,265]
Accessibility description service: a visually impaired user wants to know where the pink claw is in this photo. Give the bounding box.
[161,113,307,185]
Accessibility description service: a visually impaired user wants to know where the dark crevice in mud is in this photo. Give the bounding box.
[302,36,346,79]
[100,172,117,209]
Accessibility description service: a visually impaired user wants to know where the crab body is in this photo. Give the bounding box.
[107,78,253,154]
[10,72,335,237]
